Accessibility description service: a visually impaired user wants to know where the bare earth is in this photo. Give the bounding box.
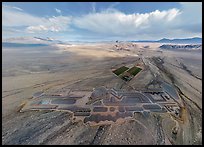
[2,42,202,145]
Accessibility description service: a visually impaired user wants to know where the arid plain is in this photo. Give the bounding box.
[2,41,202,145]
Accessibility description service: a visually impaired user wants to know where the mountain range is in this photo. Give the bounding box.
[131,37,202,44]
[3,37,202,45]
[2,37,70,45]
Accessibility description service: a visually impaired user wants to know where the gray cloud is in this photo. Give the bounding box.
[2,2,202,40]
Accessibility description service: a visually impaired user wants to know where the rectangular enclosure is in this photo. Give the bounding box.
[127,66,142,76]
[113,66,129,76]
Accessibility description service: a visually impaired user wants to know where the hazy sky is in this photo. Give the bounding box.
[2,2,202,41]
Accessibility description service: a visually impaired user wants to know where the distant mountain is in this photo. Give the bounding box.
[3,36,71,45]
[130,37,202,44]
[159,44,202,51]
[33,37,66,44]
[157,37,202,44]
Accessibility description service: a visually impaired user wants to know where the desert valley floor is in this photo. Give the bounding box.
[2,41,202,145]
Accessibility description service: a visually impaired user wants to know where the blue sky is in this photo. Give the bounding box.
[2,2,202,41]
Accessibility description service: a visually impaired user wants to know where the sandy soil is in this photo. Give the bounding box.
[2,42,202,145]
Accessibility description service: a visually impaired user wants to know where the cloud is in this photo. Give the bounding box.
[91,2,96,13]
[3,5,46,27]
[108,2,120,9]
[26,16,72,33]
[26,25,48,33]
[3,5,71,33]
[73,3,201,39]
[55,8,61,14]
[2,27,22,36]
[3,4,23,11]
[73,8,180,36]
[2,2,202,40]
[175,2,202,33]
